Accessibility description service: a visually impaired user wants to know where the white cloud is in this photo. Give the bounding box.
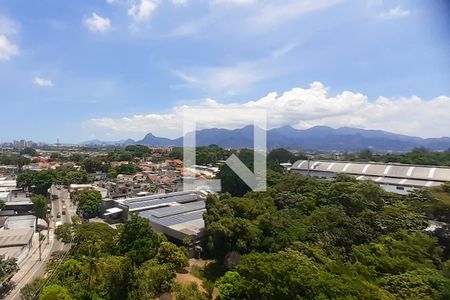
[170,0,343,37]
[379,6,410,19]
[85,82,450,139]
[0,17,19,35]
[271,42,297,58]
[0,35,18,61]
[34,76,53,87]
[175,59,279,95]
[211,0,256,5]
[173,0,188,6]
[84,13,111,32]
[128,0,160,22]
[247,0,343,31]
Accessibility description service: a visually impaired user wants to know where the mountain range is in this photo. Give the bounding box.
[82,126,450,152]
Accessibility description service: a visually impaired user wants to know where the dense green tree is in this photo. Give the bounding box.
[53,259,89,299]
[173,283,208,300]
[62,170,89,185]
[125,145,150,158]
[31,195,50,229]
[358,149,374,160]
[82,157,109,173]
[169,145,233,165]
[128,259,175,300]
[442,183,450,193]
[216,149,255,196]
[17,168,89,195]
[327,179,384,216]
[217,247,392,300]
[433,224,450,259]
[118,214,165,265]
[98,256,133,300]
[0,154,31,167]
[20,147,37,156]
[351,231,443,276]
[369,203,428,233]
[73,222,118,257]
[49,153,63,161]
[117,151,133,161]
[267,148,302,163]
[156,242,188,271]
[45,251,68,274]
[17,170,55,195]
[39,284,72,300]
[55,223,73,243]
[115,163,141,175]
[0,255,18,295]
[359,148,450,166]
[267,148,306,172]
[20,277,46,300]
[380,268,450,300]
[69,153,85,163]
[72,190,102,218]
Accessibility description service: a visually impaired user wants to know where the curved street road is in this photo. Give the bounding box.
[5,186,74,300]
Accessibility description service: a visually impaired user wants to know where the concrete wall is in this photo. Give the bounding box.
[379,184,415,195]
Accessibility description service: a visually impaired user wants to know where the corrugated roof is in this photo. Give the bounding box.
[117,191,200,212]
[0,228,34,247]
[139,207,205,226]
[4,215,35,230]
[291,160,450,182]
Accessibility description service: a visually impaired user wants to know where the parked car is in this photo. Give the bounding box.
[57,212,61,218]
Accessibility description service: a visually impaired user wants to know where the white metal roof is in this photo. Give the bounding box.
[291,160,450,182]
[4,215,36,230]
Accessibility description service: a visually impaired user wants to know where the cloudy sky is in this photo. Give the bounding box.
[0,0,449,143]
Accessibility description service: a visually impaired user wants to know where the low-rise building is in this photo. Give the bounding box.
[104,191,207,241]
[3,215,36,231]
[2,193,33,214]
[290,160,450,195]
[0,228,34,265]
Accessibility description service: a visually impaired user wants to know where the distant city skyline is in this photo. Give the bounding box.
[0,0,449,143]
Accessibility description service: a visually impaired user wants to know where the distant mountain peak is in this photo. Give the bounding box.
[82,126,450,151]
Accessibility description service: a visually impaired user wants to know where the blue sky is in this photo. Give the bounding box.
[0,0,449,143]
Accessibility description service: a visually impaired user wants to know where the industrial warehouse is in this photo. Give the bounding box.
[290,160,450,194]
[103,190,207,241]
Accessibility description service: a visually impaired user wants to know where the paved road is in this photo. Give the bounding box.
[5,186,75,300]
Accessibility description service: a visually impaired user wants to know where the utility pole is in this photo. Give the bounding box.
[46,215,50,245]
[38,232,42,261]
